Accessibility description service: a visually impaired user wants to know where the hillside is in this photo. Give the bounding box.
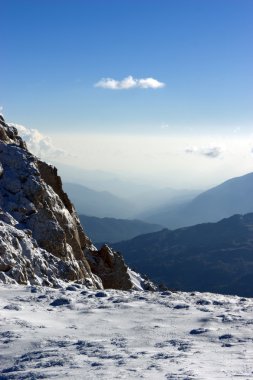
[112,213,253,297]
[79,215,163,244]
[145,172,253,228]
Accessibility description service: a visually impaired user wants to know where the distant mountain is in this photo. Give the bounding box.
[130,187,200,216]
[63,182,134,218]
[112,213,253,297]
[79,215,164,244]
[56,162,160,198]
[145,172,253,228]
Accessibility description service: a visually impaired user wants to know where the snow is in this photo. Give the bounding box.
[0,285,252,379]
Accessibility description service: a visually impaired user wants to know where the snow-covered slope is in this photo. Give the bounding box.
[0,284,252,379]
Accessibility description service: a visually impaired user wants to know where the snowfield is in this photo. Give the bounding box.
[0,285,252,379]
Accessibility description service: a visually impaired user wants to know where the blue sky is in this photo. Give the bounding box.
[1,0,253,188]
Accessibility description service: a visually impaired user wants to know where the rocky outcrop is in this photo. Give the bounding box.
[86,244,157,291]
[0,116,103,287]
[0,116,147,290]
[0,212,96,287]
[86,244,133,290]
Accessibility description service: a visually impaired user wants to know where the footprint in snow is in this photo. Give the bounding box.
[134,295,148,301]
[147,363,161,371]
[0,331,21,344]
[3,304,21,311]
[196,299,211,306]
[91,361,103,368]
[155,340,171,348]
[75,340,106,357]
[174,304,189,310]
[36,295,48,303]
[111,336,127,348]
[111,297,129,304]
[212,300,225,306]
[152,352,175,360]
[49,298,71,307]
[219,334,233,340]
[160,291,172,296]
[99,353,124,360]
[217,314,240,323]
[80,290,90,296]
[169,339,192,352]
[155,339,191,351]
[65,285,78,292]
[95,291,108,298]
[165,370,196,379]
[189,328,209,335]
[0,350,68,378]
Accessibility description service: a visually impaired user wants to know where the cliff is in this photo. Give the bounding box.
[0,115,147,290]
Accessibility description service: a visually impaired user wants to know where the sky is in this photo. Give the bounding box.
[1,0,253,190]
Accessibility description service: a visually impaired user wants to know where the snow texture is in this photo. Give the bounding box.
[0,284,252,379]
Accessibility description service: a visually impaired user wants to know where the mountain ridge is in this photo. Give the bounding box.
[112,212,253,297]
[79,214,164,244]
[0,115,152,290]
[63,182,134,218]
[145,172,253,228]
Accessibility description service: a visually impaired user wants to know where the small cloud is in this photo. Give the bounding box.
[12,124,68,160]
[185,145,223,158]
[0,106,3,114]
[95,75,165,90]
[202,146,223,158]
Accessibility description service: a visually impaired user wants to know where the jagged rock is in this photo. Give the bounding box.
[0,117,101,287]
[0,219,81,287]
[0,116,144,291]
[86,244,147,290]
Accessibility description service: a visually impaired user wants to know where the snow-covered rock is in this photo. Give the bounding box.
[0,218,79,287]
[0,116,144,290]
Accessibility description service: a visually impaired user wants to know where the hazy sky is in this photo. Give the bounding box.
[1,0,253,189]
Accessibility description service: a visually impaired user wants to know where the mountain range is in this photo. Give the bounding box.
[63,182,134,218]
[144,172,253,229]
[64,171,253,236]
[112,213,253,297]
[63,181,199,220]
[79,215,163,244]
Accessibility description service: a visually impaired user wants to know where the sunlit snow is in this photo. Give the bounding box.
[0,285,252,379]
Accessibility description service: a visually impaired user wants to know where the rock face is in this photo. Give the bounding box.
[0,212,91,287]
[0,115,140,290]
[86,244,133,290]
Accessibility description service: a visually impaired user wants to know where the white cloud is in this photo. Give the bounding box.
[185,145,224,158]
[95,75,165,90]
[12,124,68,160]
